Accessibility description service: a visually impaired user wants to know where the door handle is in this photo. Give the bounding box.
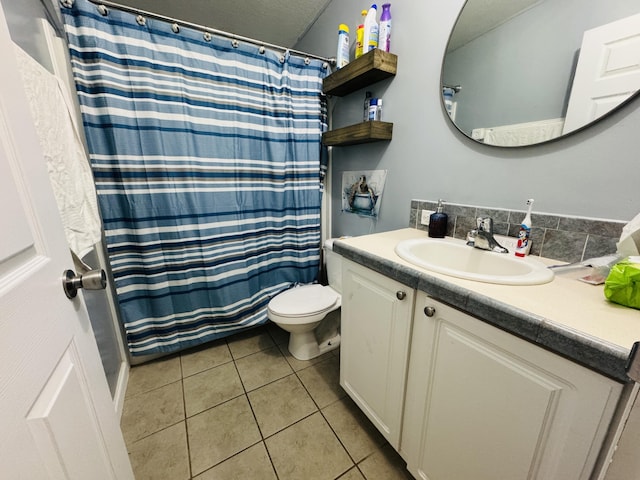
[62,269,107,299]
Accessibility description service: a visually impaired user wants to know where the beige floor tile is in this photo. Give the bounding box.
[296,355,345,408]
[121,380,184,445]
[125,355,182,398]
[247,374,317,437]
[357,444,413,480]
[181,340,232,377]
[227,326,275,359]
[128,422,190,480]
[183,362,244,417]
[322,397,386,463]
[193,443,277,480]
[235,346,293,391]
[277,342,335,372]
[265,412,353,480]
[338,467,366,480]
[187,395,262,476]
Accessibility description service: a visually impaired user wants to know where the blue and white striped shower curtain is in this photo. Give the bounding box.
[61,0,328,355]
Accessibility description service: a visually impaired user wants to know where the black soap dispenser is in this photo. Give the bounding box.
[428,199,448,238]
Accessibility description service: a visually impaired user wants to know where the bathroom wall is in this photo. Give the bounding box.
[295,0,640,240]
[409,199,625,263]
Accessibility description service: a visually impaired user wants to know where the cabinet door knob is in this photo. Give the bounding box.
[424,306,436,317]
[396,291,406,300]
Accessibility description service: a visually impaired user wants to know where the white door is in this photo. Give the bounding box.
[563,12,640,134]
[0,5,133,479]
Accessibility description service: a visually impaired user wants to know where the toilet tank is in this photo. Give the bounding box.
[323,239,343,294]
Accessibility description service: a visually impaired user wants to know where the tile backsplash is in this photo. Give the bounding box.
[409,200,626,263]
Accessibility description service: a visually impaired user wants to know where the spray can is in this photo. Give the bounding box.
[379,4,391,52]
[336,24,350,69]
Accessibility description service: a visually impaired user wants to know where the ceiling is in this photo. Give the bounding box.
[59,0,542,55]
[114,0,332,48]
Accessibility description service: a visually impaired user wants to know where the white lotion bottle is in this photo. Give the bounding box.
[515,199,534,257]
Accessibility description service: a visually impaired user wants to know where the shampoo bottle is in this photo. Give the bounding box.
[336,24,350,68]
[379,3,391,52]
[515,199,534,257]
[362,4,379,53]
[428,199,448,238]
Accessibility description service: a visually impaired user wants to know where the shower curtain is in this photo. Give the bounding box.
[61,0,328,355]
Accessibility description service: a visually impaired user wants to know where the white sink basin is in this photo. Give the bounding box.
[394,237,554,285]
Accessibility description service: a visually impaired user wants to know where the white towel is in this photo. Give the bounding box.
[14,44,101,258]
[480,118,565,147]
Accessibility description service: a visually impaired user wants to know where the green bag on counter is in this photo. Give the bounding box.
[604,258,640,309]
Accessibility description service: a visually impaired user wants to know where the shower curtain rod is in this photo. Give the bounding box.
[86,0,336,65]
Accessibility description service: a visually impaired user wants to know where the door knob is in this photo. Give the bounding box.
[396,291,406,300]
[424,306,436,317]
[62,269,107,299]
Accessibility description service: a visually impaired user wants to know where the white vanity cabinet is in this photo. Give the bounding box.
[402,292,623,480]
[340,259,415,449]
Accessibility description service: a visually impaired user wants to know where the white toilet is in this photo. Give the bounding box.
[267,240,342,360]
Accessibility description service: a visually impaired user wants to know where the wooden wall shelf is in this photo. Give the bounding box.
[322,121,393,146]
[323,49,397,97]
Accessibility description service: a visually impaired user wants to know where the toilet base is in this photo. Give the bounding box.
[288,331,341,361]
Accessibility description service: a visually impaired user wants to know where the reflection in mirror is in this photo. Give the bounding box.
[442,0,640,147]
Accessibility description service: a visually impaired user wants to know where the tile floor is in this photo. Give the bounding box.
[121,322,414,480]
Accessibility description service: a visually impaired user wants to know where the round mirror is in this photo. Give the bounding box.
[441,0,640,147]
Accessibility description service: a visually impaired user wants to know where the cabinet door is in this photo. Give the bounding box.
[340,260,414,448]
[404,292,622,480]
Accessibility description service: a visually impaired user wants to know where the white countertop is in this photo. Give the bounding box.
[335,228,640,380]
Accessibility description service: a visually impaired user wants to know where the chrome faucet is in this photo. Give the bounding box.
[473,217,509,253]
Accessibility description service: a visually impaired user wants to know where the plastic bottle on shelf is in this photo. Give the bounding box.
[363,91,372,121]
[355,10,367,59]
[362,4,379,54]
[379,3,391,52]
[336,24,350,69]
[368,98,378,121]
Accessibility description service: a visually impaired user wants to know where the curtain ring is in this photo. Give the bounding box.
[96,4,108,16]
[322,62,329,69]
[304,57,310,65]
[60,0,74,8]
[231,39,239,48]
[136,15,146,26]
[259,46,266,54]
[203,32,212,42]
[279,55,285,63]
[171,23,180,33]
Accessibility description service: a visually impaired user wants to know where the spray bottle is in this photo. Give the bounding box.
[355,10,367,58]
[379,3,391,52]
[515,199,534,257]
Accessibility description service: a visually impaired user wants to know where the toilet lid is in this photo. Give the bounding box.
[269,284,339,317]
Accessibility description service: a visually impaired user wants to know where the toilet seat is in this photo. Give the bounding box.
[268,284,339,317]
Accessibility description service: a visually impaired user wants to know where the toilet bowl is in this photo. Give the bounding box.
[267,241,342,360]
